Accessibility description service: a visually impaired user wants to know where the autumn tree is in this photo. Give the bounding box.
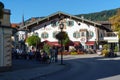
[109,9,120,31]
[109,8,120,51]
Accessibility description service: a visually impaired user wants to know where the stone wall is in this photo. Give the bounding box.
[0,27,12,68]
[0,9,11,26]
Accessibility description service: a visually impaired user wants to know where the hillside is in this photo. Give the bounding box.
[76,8,119,21]
[22,8,119,26]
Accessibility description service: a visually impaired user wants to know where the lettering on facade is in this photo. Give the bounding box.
[41,27,52,30]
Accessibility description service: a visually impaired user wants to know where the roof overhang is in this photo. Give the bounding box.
[20,11,110,31]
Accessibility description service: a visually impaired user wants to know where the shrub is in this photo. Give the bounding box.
[114,46,119,52]
[43,43,50,54]
[70,52,78,55]
[101,49,109,57]
[103,44,109,50]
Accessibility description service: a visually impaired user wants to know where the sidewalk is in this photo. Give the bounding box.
[0,59,68,80]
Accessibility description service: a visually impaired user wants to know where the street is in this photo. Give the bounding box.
[33,54,120,80]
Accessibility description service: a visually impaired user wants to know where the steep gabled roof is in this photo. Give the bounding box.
[20,11,111,31]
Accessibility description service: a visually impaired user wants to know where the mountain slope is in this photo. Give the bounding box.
[76,8,119,21]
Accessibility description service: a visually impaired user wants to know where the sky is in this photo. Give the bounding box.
[1,0,120,23]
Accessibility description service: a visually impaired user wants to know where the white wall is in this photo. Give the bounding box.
[32,18,97,43]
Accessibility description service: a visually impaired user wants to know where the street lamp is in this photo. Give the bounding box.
[59,23,64,65]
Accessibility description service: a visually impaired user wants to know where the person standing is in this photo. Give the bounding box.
[49,47,55,63]
[55,46,58,62]
[35,49,41,61]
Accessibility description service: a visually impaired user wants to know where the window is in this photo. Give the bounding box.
[19,34,25,40]
[41,32,49,39]
[73,31,80,38]
[89,31,94,37]
[53,31,59,38]
[67,21,74,26]
[33,32,38,36]
[101,33,103,38]
[81,32,85,37]
[51,21,58,27]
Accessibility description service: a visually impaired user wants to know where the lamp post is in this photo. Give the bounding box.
[59,23,64,65]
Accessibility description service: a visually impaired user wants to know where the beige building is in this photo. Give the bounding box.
[0,5,12,71]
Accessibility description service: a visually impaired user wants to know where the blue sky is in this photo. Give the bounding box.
[1,0,120,23]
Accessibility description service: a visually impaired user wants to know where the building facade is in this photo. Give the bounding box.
[19,12,111,51]
[0,6,12,70]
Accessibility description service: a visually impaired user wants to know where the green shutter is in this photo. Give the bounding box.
[73,32,76,38]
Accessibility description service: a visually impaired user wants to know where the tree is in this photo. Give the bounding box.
[26,35,41,48]
[55,31,70,46]
[109,9,120,51]
[43,43,50,54]
[0,2,4,19]
[109,9,120,31]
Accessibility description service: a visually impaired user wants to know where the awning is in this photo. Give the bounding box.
[50,42,61,47]
[40,40,61,47]
[74,41,81,46]
[86,41,95,45]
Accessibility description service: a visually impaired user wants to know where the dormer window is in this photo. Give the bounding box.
[51,21,58,27]
[67,20,74,27]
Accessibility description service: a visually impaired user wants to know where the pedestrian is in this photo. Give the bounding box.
[50,47,55,63]
[42,50,49,63]
[55,46,58,62]
[28,50,34,60]
[35,49,41,61]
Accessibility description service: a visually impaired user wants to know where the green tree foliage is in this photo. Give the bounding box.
[0,2,4,19]
[26,35,41,47]
[55,31,70,46]
[43,43,50,54]
[62,36,70,46]
[76,8,118,21]
[114,46,119,52]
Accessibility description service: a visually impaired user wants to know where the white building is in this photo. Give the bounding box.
[19,11,111,50]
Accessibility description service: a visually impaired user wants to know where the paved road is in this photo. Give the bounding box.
[33,54,120,80]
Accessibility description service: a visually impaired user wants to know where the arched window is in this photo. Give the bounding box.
[41,32,49,39]
[89,31,94,37]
